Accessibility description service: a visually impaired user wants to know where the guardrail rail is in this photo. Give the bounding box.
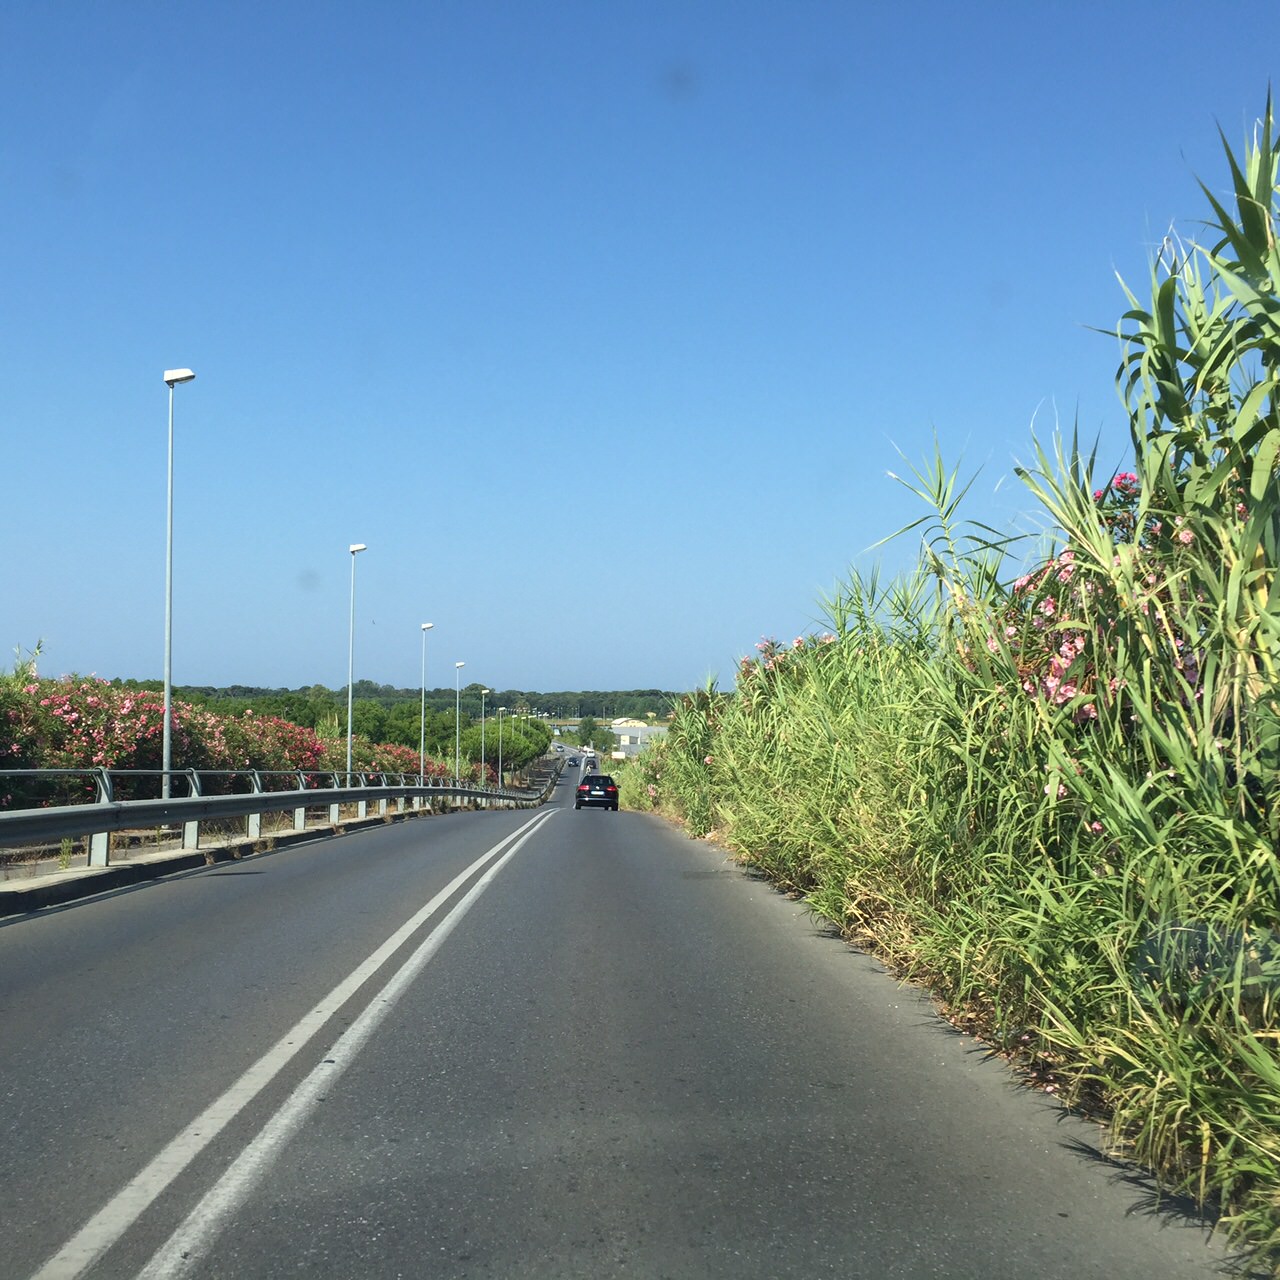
[0,762,562,868]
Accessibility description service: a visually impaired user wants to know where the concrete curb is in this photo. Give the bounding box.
[0,808,427,919]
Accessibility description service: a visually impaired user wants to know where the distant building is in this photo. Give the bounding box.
[610,718,667,760]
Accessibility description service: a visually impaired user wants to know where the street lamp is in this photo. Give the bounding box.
[497,706,506,789]
[480,689,490,787]
[345,543,368,779]
[419,623,434,779]
[161,367,195,801]
[454,661,465,780]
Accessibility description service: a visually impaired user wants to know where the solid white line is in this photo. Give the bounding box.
[31,810,553,1280]
[136,812,548,1277]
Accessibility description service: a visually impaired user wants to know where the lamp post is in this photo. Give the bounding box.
[497,706,506,789]
[454,661,465,780]
[480,689,489,787]
[345,543,368,779]
[419,622,434,779]
[161,367,195,800]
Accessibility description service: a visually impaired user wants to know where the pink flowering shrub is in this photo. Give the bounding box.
[977,465,1242,732]
[737,631,841,706]
[221,711,326,778]
[0,676,453,806]
[1,678,212,802]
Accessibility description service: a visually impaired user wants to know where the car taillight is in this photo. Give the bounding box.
[577,785,589,793]
[606,786,617,793]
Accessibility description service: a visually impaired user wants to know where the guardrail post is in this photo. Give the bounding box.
[88,769,113,867]
[394,774,405,814]
[378,774,389,817]
[329,773,341,825]
[357,774,368,820]
[294,772,307,833]
[182,770,203,849]
[247,770,264,841]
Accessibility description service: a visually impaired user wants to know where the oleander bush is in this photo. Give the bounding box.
[643,99,1280,1267]
[0,672,460,805]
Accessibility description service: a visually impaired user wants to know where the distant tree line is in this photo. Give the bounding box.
[109,680,679,759]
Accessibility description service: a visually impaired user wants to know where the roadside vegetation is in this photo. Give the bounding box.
[565,715,616,755]
[124,680,678,731]
[0,654,553,806]
[623,100,1280,1268]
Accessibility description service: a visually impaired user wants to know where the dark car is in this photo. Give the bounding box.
[575,773,619,810]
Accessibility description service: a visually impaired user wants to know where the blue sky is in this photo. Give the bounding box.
[3,1,1276,694]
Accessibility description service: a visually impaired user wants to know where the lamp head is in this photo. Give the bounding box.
[163,368,195,386]
[455,661,465,668]
[421,622,433,631]
[349,543,367,554]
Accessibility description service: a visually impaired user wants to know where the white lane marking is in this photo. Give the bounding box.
[136,813,546,1277]
[31,810,553,1280]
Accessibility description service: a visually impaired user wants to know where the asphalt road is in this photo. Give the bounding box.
[1,772,1232,1278]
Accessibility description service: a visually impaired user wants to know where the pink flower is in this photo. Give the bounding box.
[703,755,714,766]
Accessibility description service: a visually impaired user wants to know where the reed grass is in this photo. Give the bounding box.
[643,97,1280,1270]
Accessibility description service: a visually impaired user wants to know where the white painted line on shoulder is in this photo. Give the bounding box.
[31,809,555,1280]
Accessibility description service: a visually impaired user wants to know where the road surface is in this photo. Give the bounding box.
[0,774,1228,1277]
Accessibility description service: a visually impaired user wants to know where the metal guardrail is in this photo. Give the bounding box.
[0,764,562,867]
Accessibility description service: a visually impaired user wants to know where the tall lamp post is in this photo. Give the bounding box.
[497,706,506,790]
[161,367,195,800]
[419,622,434,779]
[345,543,368,779]
[454,661,465,780]
[480,689,489,787]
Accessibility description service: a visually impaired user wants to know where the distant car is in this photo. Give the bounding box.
[575,774,619,810]
[567,757,579,766]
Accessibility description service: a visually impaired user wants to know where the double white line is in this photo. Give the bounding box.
[34,810,554,1279]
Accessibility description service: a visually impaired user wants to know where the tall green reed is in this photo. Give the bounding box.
[645,96,1280,1269]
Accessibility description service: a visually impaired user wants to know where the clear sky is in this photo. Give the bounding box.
[3,1,1276,695]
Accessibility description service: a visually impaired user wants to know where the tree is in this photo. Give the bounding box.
[571,716,615,754]
[351,701,388,742]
